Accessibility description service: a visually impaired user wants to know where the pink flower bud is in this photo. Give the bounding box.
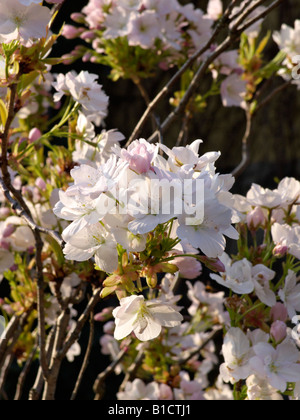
[270,321,287,343]
[94,307,114,322]
[199,256,226,273]
[70,13,86,24]
[103,321,115,335]
[80,31,96,41]
[62,25,81,40]
[270,303,288,322]
[2,224,16,238]
[173,256,202,280]
[0,240,10,250]
[35,177,47,191]
[273,244,288,258]
[82,53,92,63]
[121,139,156,174]
[247,207,266,231]
[29,128,42,143]
[9,264,18,272]
[0,208,11,218]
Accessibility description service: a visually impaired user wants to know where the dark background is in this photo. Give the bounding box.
[4,0,300,400]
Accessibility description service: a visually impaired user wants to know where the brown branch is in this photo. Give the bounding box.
[93,347,128,400]
[125,0,237,147]
[70,312,95,400]
[231,108,253,179]
[0,82,52,385]
[119,344,147,393]
[14,345,37,400]
[148,0,287,144]
[254,80,292,114]
[232,80,292,178]
[178,328,223,366]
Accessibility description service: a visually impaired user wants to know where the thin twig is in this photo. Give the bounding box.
[93,347,128,400]
[232,80,292,178]
[254,80,292,114]
[70,312,95,400]
[14,345,37,400]
[148,0,287,144]
[125,1,235,147]
[232,108,253,178]
[119,344,147,393]
[178,328,223,366]
[0,177,63,247]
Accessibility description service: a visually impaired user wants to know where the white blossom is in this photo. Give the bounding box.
[246,375,284,400]
[220,328,252,384]
[113,295,183,342]
[249,340,300,393]
[0,0,51,44]
[278,270,300,319]
[117,379,160,400]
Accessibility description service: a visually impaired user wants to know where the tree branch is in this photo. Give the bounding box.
[93,347,128,400]
[231,108,253,178]
[148,0,287,144]
[70,312,95,400]
[125,0,236,147]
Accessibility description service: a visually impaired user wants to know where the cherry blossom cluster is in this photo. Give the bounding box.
[64,0,217,71]
[95,178,300,400]
[0,0,299,402]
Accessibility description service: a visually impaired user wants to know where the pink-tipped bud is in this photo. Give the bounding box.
[103,321,115,335]
[80,31,96,41]
[35,177,47,191]
[71,13,86,24]
[173,256,202,280]
[273,244,288,258]
[62,25,82,40]
[29,128,42,143]
[0,240,9,250]
[270,303,288,322]
[0,208,11,218]
[94,307,114,322]
[247,207,266,231]
[270,321,287,343]
[200,256,226,273]
[2,224,16,238]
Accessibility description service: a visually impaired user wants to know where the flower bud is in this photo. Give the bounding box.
[2,224,16,238]
[62,25,81,40]
[29,128,42,143]
[94,307,114,322]
[270,303,288,322]
[0,208,10,218]
[199,256,226,273]
[270,321,287,343]
[247,207,266,231]
[172,256,202,279]
[35,177,47,191]
[273,244,288,258]
[146,273,158,289]
[70,13,86,24]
